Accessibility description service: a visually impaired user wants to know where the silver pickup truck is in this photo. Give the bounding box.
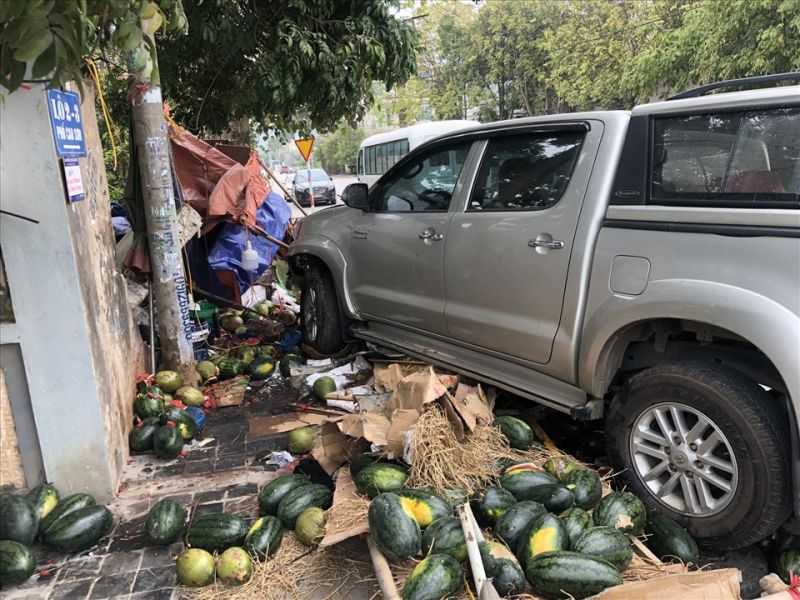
[288,76,800,549]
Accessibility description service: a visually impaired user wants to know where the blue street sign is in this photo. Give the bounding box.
[46,89,86,157]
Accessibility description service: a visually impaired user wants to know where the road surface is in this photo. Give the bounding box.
[272,174,358,219]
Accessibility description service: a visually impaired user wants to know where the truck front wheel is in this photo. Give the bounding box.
[300,267,344,355]
[606,362,792,549]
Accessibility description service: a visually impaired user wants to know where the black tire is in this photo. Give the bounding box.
[300,267,344,355]
[606,362,792,549]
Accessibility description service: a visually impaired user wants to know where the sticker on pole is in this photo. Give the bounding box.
[46,89,86,157]
[294,137,315,162]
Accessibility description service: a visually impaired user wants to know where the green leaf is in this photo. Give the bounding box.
[3,57,26,92]
[2,16,48,46]
[13,28,53,62]
[31,36,56,78]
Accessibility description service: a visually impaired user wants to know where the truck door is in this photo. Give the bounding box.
[443,123,602,364]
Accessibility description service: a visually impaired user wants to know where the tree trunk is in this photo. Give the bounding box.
[129,31,198,386]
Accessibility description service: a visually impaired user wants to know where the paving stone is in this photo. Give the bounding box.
[100,551,142,573]
[139,544,180,569]
[129,589,175,600]
[184,447,216,462]
[192,502,224,515]
[225,482,258,498]
[55,555,104,581]
[183,460,213,475]
[217,442,247,456]
[214,455,246,471]
[48,577,94,600]
[106,532,149,553]
[157,463,186,477]
[193,490,223,504]
[131,567,176,593]
[87,571,135,599]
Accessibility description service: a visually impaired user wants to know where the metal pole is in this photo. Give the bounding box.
[307,159,314,208]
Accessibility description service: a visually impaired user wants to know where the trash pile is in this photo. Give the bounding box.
[157,356,796,599]
[0,484,114,586]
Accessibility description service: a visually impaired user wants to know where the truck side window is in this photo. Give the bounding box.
[651,107,800,206]
[371,142,472,213]
[469,132,584,211]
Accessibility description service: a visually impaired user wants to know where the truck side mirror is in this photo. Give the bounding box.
[342,183,370,210]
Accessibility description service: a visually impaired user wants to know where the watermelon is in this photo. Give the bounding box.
[422,517,467,562]
[493,416,534,449]
[26,484,60,523]
[287,426,315,455]
[232,345,256,367]
[258,475,311,515]
[176,548,216,587]
[295,507,325,546]
[244,516,283,560]
[134,393,164,419]
[218,357,244,380]
[402,553,463,600]
[470,487,516,526]
[770,547,800,585]
[175,386,205,407]
[41,505,113,552]
[280,354,303,378]
[439,487,469,507]
[39,493,95,536]
[494,501,547,551]
[195,361,219,382]
[355,463,408,499]
[349,453,383,477]
[368,493,421,562]
[129,416,161,452]
[526,551,623,599]
[160,406,197,441]
[563,469,602,510]
[573,526,633,570]
[543,456,581,480]
[248,357,276,380]
[560,507,592,548]
[396,490,452,529]
[219,313,245,333]
[145,499,187,545]
[154,370,183,394]
[517,484,574,514]
[313,376,336,400]
[645,515,699,567]
[499,469,558,499]
[479,540,526,597]
[153,424,184,458]
[216,547,252,585]
[0,495,38,546]
[0,540,35,586]
[276,484,332,528]
[186,513,247,553]
[593,491,646,535]
[516,512,568,569]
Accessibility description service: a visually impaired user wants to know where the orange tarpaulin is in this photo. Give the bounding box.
[169,125,269,231]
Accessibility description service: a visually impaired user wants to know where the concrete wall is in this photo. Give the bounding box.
[0,79,144,500]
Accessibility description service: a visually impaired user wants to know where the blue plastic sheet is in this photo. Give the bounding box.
[207,191,291,293]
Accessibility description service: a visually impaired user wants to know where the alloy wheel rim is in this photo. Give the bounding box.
[630,402,738,516]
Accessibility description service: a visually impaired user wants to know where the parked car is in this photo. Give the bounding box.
[292,168,336,206]
[280,165,290,174]
[284,172,296,188]
[289,74,800,549]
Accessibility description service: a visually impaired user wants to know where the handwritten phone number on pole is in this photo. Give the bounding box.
[46,89,86,157]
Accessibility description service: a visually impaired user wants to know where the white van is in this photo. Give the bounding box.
[357,120,477,187]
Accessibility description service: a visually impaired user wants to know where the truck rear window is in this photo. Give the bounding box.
[651,107,800,208]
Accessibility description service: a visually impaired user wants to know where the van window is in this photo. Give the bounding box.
[651,107,800,207]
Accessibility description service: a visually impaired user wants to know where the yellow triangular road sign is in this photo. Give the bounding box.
[294,138,314,162]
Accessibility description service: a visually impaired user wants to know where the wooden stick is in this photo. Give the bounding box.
[366,534,401,600]
[629,534,664,565]
[463,504,502,600]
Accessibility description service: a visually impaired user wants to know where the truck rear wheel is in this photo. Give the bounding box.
[606,362,792,549]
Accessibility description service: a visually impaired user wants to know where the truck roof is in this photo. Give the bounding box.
[633,85,800,116]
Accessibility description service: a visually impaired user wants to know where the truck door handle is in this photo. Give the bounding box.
[528,239,564,249]
[419,228,444,241]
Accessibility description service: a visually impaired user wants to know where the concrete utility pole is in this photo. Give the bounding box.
[128,24,198,386]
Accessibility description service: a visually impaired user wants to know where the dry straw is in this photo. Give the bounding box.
[404,403,553,495]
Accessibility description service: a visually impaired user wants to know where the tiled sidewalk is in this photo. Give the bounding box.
[3,383,298,600]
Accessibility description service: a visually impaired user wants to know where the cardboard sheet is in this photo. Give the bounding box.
[388,366,447,411]
[247,412,328,438]
[594,568,740,600]
[205,376,249,407]
[319,468,369,547]
[386,409,420,458]
[338,413,391,446]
